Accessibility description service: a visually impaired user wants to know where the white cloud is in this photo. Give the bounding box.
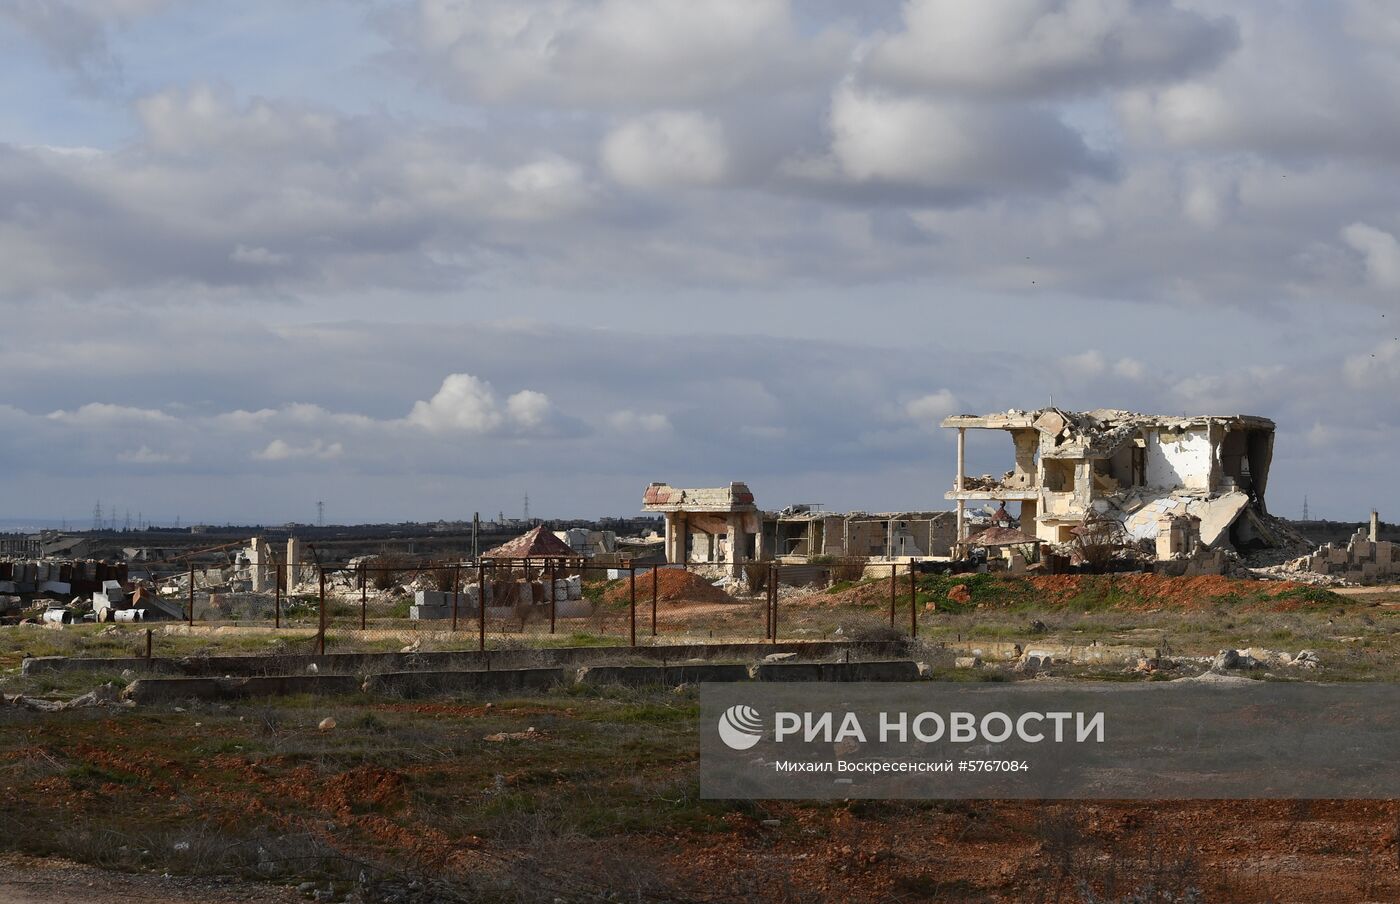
[602,111,729,188]
[406,374,506,433]
[505,390,552,429]
[787,84,1102,196]
[1113,357,1146,380]
[405,374,556,434]
[1060,350,1106,378]
[253,439,344,461]
[1341,222,1400,289]
[393,0,832,106]
[117,445,187,464]
[867,0,1237,98]
[905,390,960,426]
[607,409,671,433]
[46,403,175,424]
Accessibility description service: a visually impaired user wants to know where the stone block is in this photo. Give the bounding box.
[409,604,450,620]
[414,590,450,607]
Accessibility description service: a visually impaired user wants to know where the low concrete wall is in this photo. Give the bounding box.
[937,640,1156,665]
[363,668,568,697]
[24,640,909,678]
[575,664,749,686]
[124,675,360,704]
[754,660,921,682]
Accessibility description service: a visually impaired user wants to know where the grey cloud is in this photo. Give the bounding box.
[865,0,1238,98]
[1116,5,1400,163]
[376,0,850,108]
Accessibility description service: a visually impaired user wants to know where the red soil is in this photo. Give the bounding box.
[603,569,734,605]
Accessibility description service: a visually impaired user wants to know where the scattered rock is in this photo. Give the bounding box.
[1029,619,1048,634]
[946,584,972,604]
[954,656,982,669]
[318,717,337,732]
[762,652,797,663]
[1211,649,1261,671]
[1291,650,1321,669]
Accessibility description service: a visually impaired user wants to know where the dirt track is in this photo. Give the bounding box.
[0,853,299,904]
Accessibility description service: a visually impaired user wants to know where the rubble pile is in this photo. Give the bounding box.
[1287,526,1400,585]
[604,568,734,605]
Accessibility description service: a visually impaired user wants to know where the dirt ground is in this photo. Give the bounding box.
[3,573,1400,901]
[0,852,301,904]
[1,691,1398,903]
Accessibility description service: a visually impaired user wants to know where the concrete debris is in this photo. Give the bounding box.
[4,682,131,712]
[954,656,981,669]
[1211,649,1262,671]
[1290,518,1400,585]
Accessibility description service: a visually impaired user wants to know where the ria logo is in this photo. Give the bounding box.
[717,704,763,750]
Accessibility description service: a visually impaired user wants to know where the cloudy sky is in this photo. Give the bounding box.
[1,0,1398,526]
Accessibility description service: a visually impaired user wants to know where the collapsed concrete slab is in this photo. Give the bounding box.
[940,408,1289,561]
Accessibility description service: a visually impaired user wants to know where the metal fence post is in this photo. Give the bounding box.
[909,561,918,638]
[477,560,486,652]
[274,566,282,629]
[889,562,897,629]
[452,563,461,632]
[549,557,557,635]
[629,563,637,647]
[317,567,326,656]
[360,563,367,631]
[767,565,778,643]
[651,564,658,637]
[770,562,778,643]
[145,628,152,661]
[187,565,194,627]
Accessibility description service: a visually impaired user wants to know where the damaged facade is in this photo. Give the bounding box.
[642,483,956,565]
[942,408,1283,556]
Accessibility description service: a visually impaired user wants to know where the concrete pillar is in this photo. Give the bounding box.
[1370,510,1380,542]
[954,426,966,557]
[286,538,303,588]
[248,538,269,592]
[663,514,676,563]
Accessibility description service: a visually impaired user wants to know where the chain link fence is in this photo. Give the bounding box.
[62,556,927,656]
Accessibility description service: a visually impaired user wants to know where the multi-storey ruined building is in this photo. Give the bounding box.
[942,408,1279,553]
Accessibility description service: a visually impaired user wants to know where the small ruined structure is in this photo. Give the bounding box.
[642,483,954,564]
[942,408,1281,556]
[1299,513,1398,584]
[482,525,578,560]
[771,507,955,560]
[643,482,762,566]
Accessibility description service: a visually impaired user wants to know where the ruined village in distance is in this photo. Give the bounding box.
[4,2,1400,902]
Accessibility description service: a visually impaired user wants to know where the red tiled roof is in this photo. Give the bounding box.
[482,526,577,559]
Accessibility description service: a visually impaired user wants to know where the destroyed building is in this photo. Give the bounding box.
[942,408,1283,555]
[641,483,955,565]
[643,482,763,566]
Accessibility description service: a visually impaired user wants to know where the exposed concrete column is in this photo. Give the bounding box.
[1370,510,1380,542]
[956,427,966,492]
[248,538,269,592]
[955,426,966,557]
[286,537,302,588]
[727,514,745,567]
[672,514,687,563]
[663,514,676,563]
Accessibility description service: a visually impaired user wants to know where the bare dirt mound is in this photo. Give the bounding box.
[604,569,735,605]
